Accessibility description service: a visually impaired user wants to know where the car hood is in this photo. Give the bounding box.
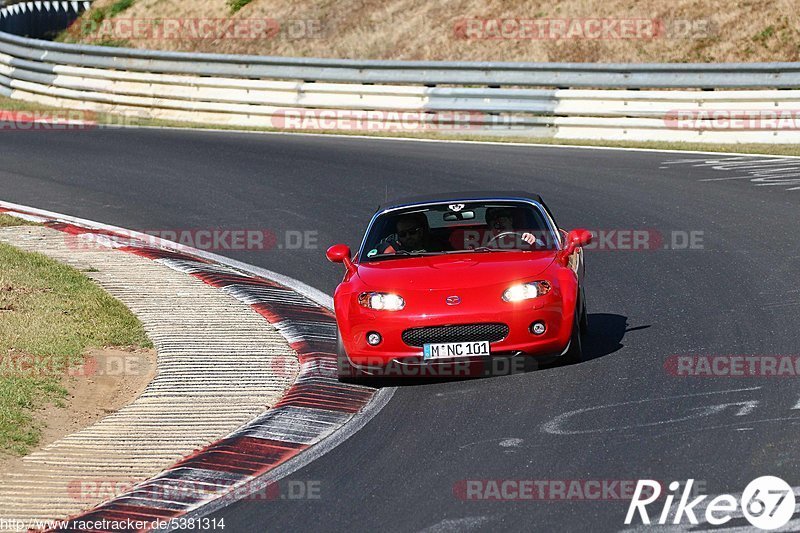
[355,252,556,291]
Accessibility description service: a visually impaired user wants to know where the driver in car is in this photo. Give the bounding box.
[485,207,537,247]
[377,212,447,254]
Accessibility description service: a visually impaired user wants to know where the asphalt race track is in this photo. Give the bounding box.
[2,128,799,532]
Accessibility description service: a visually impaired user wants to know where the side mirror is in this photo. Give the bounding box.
[326,244,351,263]
[559,229,592,263]
[568,229,593,248]
[326,244,356,274]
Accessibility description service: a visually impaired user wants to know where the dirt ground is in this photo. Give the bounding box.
[0,346,157,473]
[69,0,800,62]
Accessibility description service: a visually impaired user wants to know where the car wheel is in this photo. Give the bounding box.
[562,309,584,365]
[337,329,369,384]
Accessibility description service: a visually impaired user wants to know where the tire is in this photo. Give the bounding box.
[337,329,369,384]
[562,309,584,365]
[579,289,589,333]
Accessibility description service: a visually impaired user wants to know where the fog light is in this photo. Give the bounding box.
[367,332,382,346]
[530,321,546,335]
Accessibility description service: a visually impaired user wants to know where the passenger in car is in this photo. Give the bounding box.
[485,207,537,246]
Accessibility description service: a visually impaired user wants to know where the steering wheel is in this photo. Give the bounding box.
[485,231,534,249]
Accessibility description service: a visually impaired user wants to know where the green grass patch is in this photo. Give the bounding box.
[0,214,40,228]
[56,0,135,42]
[94,38,133,48]
[227,0,254,14]
[0,96,61,113]
[0,241,151,456]
[754,25,775,45]
[108,0,136,18]
[89,7,107,26]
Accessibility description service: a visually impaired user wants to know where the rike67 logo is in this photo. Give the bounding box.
[625,477,796,530]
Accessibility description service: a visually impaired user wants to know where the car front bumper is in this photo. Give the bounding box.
[339,292,574,369]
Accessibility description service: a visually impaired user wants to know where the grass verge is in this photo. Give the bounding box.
[227,0,254,14]
[0,214,40,227]
[0,220,151,456]
[2,95,800,157]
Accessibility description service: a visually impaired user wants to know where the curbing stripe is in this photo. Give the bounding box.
[0,202,393,532]
[0,225,297,527]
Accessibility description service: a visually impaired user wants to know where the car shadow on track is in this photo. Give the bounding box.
[362,313,636,388]
[532,312,633,371]
[581,312,634,362]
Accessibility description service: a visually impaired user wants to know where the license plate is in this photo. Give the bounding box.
[423,341,490,360]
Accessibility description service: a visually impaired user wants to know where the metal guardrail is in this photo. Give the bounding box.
[1,1,800,143]
[1,29,800,89]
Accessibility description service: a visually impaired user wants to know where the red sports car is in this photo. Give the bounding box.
[326,191,592,381]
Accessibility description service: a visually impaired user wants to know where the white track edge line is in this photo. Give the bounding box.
[102,124,800,160]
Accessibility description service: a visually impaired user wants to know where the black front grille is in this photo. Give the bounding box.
[402,323,509,347]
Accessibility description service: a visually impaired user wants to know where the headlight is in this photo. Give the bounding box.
[502,281,552,302]
[358,292,405,311]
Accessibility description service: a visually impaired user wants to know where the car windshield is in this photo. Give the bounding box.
[360,201,558,262]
